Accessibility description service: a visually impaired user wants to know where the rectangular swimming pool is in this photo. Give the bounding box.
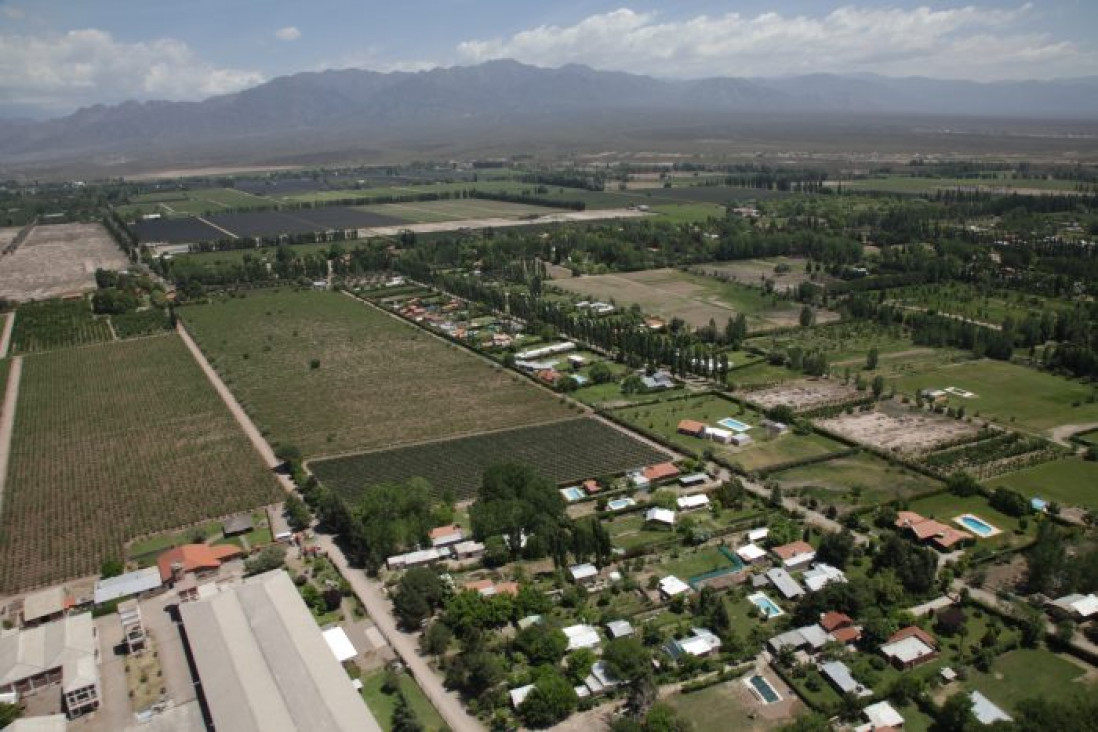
[746,674,781,704]
[954,513,1001,538]
[607,497,636,511]
[718,417,752,432]
[747,592,784,619]
[559,487,585,502]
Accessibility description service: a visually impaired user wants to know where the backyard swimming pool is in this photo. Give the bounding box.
[954,513,1001,538]
[607,497,636,511]
[745,674,781,704]
[747,592,784,619]
[718,417,752,432]
[560,487,585,502]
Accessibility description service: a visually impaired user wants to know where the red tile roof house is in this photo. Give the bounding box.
[582,479,601,495]
[895,511,974,551]
[157,544,243,585]
[772,541,817,569]
[820,611,862,644]
[643,463,680,484]
[880,626,939,670]
[677,420,707,437]
[429,524,465,548]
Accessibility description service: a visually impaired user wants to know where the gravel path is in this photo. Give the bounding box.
[0,312,14,358]
[0,356,22,516]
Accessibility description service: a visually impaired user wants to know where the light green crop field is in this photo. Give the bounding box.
[552,267,826,330]
[894,359,1098,434]
[986,458,1098,510]
[611,394,846,471]
[886,282,1074,326]
[668,682,795,732]
[772,451,942,511]
[181,289,574,458]
[119,187,271,218]
[834,175,1091,195]
[362,198,558,223]
[0,335,282,592]
[650,202,727,223]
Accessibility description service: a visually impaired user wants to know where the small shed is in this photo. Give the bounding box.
[222,514,254,537]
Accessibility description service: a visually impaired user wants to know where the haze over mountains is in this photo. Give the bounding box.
[2,60,1097,172]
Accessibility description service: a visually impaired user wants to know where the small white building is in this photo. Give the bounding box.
[747,527,769,543]
[628,471,650,489]
[802,563,847,592]
[658,576,691,599]
[667,628,721,658]
[509,684,534,709]
[569,563,599,585]
[736,543,767,564]
[645,507,676,527]
[970,690,1013,725]
[606,620,635,639]
[1048,593,1098,620]
[704,427,734,444]
[451,540,485,561]
[385,547,443,570]
[676,494,710,511]
[765,568,806,600]
[563,624,601,651]
[856,700,905,731]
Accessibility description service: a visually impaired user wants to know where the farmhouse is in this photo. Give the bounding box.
[641,372,675,391]
[563,624,601,651]
[1048,593,1098,620]
[645,507,676,527]
[895,511,973,551]
[177,570,381,731]
[643,462,680,483]
[429,524,465,548]
[157,544,243,585]
[658,576,691,599]
[772,541,816,569]
[820,660,871,698]
[880,626,939,670]
[0,613,100,718]
[820,611,861,644]
[765,568,805,599]
[677,419,707,437]
[856,700,905,731]
[667,628,722,659]
[736,543,767,564]
[93,567,164,605]
[451,540,486,561]
[802,563,847,592]
[676,494,710,511]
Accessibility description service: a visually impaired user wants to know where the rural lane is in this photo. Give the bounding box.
[0,312,14,358]
[177,320,483,731]
[0,356,21,514]
[314,533,485,732]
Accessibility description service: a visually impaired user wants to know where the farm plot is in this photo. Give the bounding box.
[895,359,1098,435]
[205,207,403,238]
[743,379,861,413]
[816,405,979,454]
[309,418,670,501]
[181,289,574,457]
[133,217,224,244]
[12,298,113,353]
[694,257,817,293]
[364,198,558,223]
[0,335,282,592]
[986,458,1098,511]
[552,268,824,330]
[772,451,943,512]
[0,223,128,301]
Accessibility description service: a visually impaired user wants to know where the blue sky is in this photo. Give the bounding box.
[2,1,1097,116]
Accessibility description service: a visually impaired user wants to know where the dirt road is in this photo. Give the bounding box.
[0,312,14,358]
[0,357,22,515]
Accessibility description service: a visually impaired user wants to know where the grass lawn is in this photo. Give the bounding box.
[182,289,574,458]
[895,702,934,732]
[607,513,677,552]
[745,320,916,366]
[905,493,1034,549]
[986,457,1098,511]
[654,545,741,580]
[895,359,1098,435]
[772,451,942,512]
[966,648,1092,714]
[360,669,447,732]
[669,681,790,731]
[651,202,727,223]
[727,361,799,388]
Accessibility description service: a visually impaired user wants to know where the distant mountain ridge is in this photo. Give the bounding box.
[2,59,1097,167]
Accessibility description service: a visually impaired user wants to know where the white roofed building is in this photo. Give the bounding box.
[803,563,847,592]
[676,494,710,511]
[856,700,905,731]
[0,613,99,718]
[645,507,676,526]
[1048,593,1098,620]
[563,624,601,651]
[658,576,691,599]
[667,628,722,659]
[736,543,767,564]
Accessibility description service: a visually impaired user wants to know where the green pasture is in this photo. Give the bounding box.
[986,458,1098,510]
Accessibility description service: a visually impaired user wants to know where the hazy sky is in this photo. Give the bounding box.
[1,1,1096,116]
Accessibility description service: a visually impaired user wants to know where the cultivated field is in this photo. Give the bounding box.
[310,418,670,501]
[0,335,282,592]
[181,289,574,457]
[552,268,830,330]
[0,223,128,301]
[744,379,861,412]
[985,458,1098,510]
[772,451,942,512]
[11,298,113,353]
[817,404,979,454]
[364,198,557,223]
[695,257,817,293]
[895,359,1098,435]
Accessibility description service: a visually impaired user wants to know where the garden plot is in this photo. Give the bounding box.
[744,379,861,412]
[817,405,979,454]
[0,223,128,301]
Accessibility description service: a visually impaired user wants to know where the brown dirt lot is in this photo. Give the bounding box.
[745,379,861,411]
[0,223,128,301]
[695,257,817,293]
[817,405,979,454]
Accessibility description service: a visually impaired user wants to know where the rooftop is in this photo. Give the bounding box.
[765,568,805,599]
[21,587,67,624]
[0,612,98,689]
[772,541,815,562]
[658,576,691,597]
[94,566,164,605]
[970,690,1013,725]
[157,543,242,583]
[562,624,601,651]
[820,660,871,697]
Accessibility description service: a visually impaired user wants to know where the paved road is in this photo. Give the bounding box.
[315,533,484,732]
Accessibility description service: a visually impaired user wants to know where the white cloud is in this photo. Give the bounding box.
[0,29,264,113]
[457,4,1096,81]
[274,26,301,42]
[1,5,25,20]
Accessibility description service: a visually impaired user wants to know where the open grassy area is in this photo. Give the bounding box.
[181,289,574,458]
[886,282,1073,326]
[654,545,741,579]
[650,202,727,223]
[551,267,815,330]
[607,513,678,552]
[668,681,793,731]
[0,335,282,592]
[612,394,847,471]
[772,451,942,512]
[894,359,1098,434]
[745,320,919,366]
[966,648,1092,714]
[119,187,271,218]
[985,457,1098,510]
[360,669,447,732]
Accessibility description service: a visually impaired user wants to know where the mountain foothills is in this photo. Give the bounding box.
[1,61,1098,166]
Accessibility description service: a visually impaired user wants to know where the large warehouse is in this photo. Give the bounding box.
[178,570,381,732]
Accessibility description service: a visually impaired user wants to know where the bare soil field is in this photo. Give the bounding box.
[817,404,979,454]
[0,223,128,301]
[694,257,819,293]
[357,207,648,237]
[0,228,17,249]
[744,378,861,411]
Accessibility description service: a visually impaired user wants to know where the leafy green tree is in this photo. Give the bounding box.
[100,558,124,579]
[589,361,615,384]
[603,637,653,683]
[935,691,976,732]
[514,625,568,665]
[421,621,452,656]
[392,692,423,732]
[866,347,879,370]
[519,672,577,728]
[244,544,286,576]
[393,568,448,630]
[284,493,312,532]
[817,530,855,569]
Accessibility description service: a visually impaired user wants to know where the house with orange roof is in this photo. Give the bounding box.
[772,540,816,569]
[677,420,706,437]
[880,626,939,670]
[643,463,680,483]
[895,511,973,551]
[429,524,465,548]
[157,544,243,585]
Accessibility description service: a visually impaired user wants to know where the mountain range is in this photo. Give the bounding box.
[2,60,1097,174]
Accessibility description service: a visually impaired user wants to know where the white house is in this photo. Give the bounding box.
[569,563,599,585]
[704,427,734,444]
[802,563,847,592]
[856,700,905,731]
[563,624,601,651]
[667,628,722,658]
[765,568,806,600]
[645,507,676,527]
[736,543,767,564]
[606,620,635,639]
[658,576,691,599]
[1048,593,1098,620]
[676,494,710,511]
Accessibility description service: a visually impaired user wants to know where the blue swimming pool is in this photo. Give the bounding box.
[955,513,1000,538]
[747,674,781,704]
[718,417,752,432]
[747,592,784,619]
[559,487,585,502]
[607,497,636,511]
